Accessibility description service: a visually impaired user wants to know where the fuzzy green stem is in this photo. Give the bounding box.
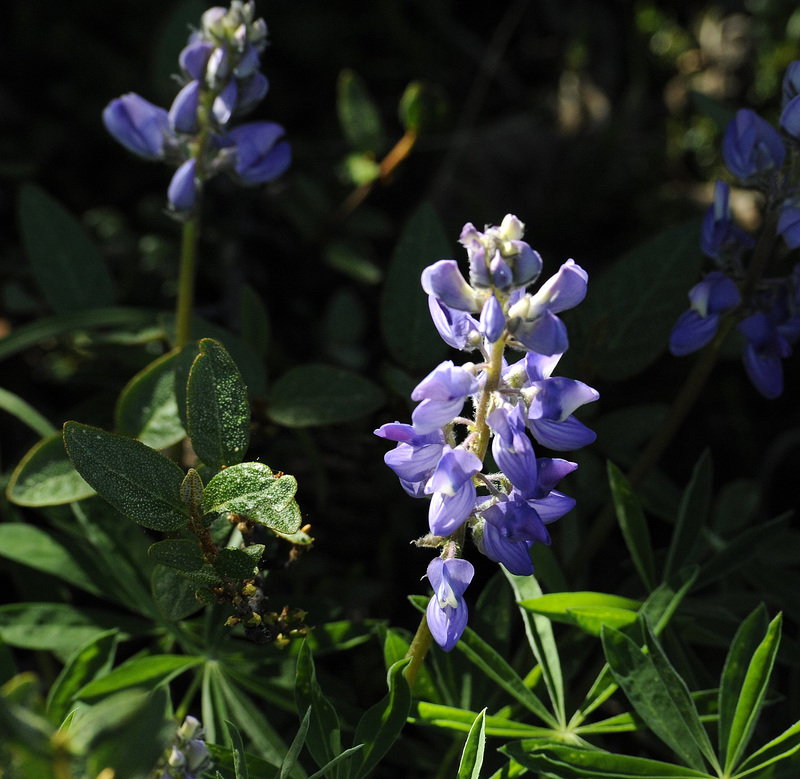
[175,216,200,349]
[472,335,507,460]
[404,612,434,686]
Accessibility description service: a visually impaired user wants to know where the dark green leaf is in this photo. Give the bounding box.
[151,564,204,621]
[380,202,450,372]
[0,386,56,438]
[278,708,311,779]
[187,338,250,468]
[664,449,712,580]
[148,539,204,571]
[349,659,412,779]
[504,571,565,723]
[6,433,95,506]
[337,69,384,153]
[601,622,708,771]
[267,364,385,427]
[736,718,800,777]
[202,462,301,533]
[214,546,262,579]
[225,720,249,779]
[723,612,782,773]
[502,742,713,778]
[239,283,271,359]
[295,641,342,775]
[608,462,657,590]
[115,349,185,449]
[18,184,115,314]
[398,81,446,134]
[411,702,551,738]
[0,523,105,597]
[457,708,486,779]
[76,654,204,701]
[46,630,118,725]
[564,219,704,381]
[63,421,189,531]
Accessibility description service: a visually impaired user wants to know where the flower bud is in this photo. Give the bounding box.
[723,109,784,183]
[219,121,291,183]
[103,93,170,159]
[202,7,227,38]
[168,158,198,212]
[179,40,214,80]
[169,80,200,134]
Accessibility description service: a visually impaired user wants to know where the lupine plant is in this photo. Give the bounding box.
[4,3,800,779]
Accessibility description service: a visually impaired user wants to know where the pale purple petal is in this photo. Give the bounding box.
[421,260,479,312]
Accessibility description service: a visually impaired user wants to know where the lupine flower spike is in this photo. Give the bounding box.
[103,1,290,213]
[670,60,800,398]
[376,215,598,650]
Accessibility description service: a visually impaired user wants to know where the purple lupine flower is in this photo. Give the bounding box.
[410,361,479,434]
[781,94,800,140]
[488,404,539,498]
[426,447,481,536]
[738,311,792,398]
[778,202,800,249]
[701,180,754,260]
[374,423,445,497]
[236,72,270,115]
[103,94,171,159]
[213,79,238,124]
[220,121,291,184]
[422,260,481,312]
[428,296,480,350]
[426,557,473,651]
[179,40,215,80]
[509,259,588,355]
[523,352,599,450]
[783,61,800,107]
[669,272,742,356]
[722,109,785,183]
[168,158,198,211]
[169,81,201,134]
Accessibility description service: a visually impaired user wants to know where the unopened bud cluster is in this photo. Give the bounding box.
[103,1,290,213]
[376,215,598,651]
[670,60,800,398]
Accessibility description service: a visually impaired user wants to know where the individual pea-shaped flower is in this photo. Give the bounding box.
[169,81,201,134]
[669,271,742,356]
[722,109,785,184]
[522,352,599,450]
[410,361,479,434]
[487,404,539,497]
[480,295,506,343]
[428,296,480,350]
[103,93,171,159]
[508,259,588,355]
[168,158,198,212]
[701,180,754,260]
[219,121,291,184]
[425,446,482,536]
[738,311,792,399]
[778,200,800,249]
[426,557,474,651]
[373,423,445,497]
[783,60,800,107]
[422,259,481,312]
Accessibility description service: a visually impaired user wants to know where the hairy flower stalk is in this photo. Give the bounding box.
[376,215,598,672]
[102,1,291,348]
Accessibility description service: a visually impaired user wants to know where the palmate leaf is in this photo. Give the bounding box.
[502,741,714,778]
[295,641,343,778]
[721,609,782,774]
[504,570,565,724]
[607,462,657,590]
[601,619,716,773]
[348,658,411,779]
[457,708,487,779]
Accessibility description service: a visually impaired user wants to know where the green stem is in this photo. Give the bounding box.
[175,216,200,349]
[404,612,434,687]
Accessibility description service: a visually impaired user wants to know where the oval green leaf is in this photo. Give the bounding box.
[148,539,204,572]
[187,338,250,468]
[7,433,95,506]
[18,184,115,314]
[214,546,263,579]
[202,462,301,534]
[63,422,189,531]
[115,349,186,449]
[267,364,385,427]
